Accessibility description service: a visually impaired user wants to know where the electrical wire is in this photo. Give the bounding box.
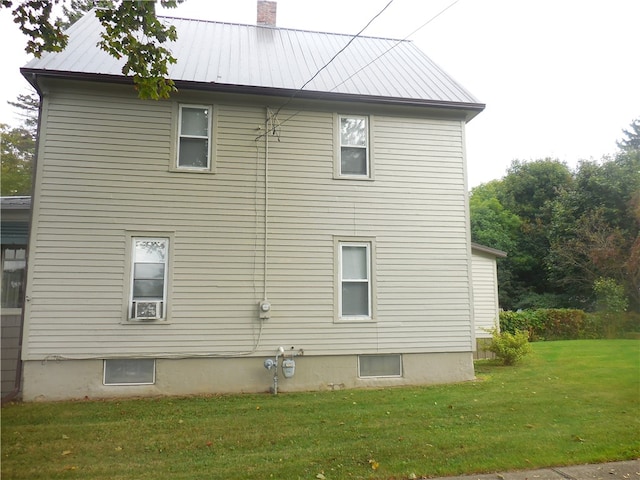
[274,0,461,128]
[273,0,395,118]
[330,0,461,93]
[42,319,265,361]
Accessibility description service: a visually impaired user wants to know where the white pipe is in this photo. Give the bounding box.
[263,109,270,303]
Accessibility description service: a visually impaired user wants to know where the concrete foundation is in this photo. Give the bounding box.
[22,352,475,401]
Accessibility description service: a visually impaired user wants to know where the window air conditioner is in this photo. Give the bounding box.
[133,301,162,320]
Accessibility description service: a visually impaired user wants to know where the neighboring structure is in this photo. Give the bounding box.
[471,243,507,359]
[19,5,486,400]
[1,196,30,399]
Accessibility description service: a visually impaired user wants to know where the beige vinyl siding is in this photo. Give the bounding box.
[24,80,473,359]
[471,251,500,338]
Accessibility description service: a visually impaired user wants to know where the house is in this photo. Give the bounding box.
[1,196,30,400]
[471,243,507,358]
[18,2,486,400]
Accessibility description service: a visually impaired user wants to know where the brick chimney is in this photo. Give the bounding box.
[257,1,277,26]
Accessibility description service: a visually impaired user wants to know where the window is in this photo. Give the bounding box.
[339,241,372,320]
[129,238,169,321]
[1,247,26,309]
[358,354,402,378]
[177,105,211,170]
[339,115,369,177]
[104,359,155,385]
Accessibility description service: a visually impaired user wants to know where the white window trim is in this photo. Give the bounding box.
[335,236,376,322]
[335,113,374,180]
[122,232,174,324]
[175,104,215,172]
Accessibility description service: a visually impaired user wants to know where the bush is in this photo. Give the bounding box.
[499,309,640,341]
[487,328,532,365]
[586,311,640,339]
[543,309,586,340]
[499,310,546,340]
[593,277,628,314]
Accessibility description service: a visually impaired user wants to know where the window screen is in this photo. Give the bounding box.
[358,354,402,377]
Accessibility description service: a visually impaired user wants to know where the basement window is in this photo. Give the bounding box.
[358,354,402,378]
[103,359,156,385]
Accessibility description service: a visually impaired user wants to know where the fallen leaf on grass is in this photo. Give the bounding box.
[369,459,379,470]
[61,450,72,456]
[316,473,326,479]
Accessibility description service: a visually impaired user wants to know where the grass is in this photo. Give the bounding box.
[2,340,639,480]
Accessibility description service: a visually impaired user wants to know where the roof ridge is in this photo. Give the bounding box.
[157,14,413,44]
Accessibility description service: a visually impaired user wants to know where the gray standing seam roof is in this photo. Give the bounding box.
[0,196,32,210]
[22,11,483,115]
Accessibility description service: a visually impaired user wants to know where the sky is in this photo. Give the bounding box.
[1,0,639,188]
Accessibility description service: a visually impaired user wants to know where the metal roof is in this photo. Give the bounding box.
[0,196,31,210]
[22,11,483,115]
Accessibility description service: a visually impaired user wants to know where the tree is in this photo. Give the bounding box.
[617,118,640,152]
[2,0,183,99]
[60,0,107,28]
[469,122,639,312]
[498,158,573,223]
[497,159,573,309]
[547,151,640,310]
[2,88,39,196]
[469,181,521,309]
[1,124,34,195]
[7,91,39,136]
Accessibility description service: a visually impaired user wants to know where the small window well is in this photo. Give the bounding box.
[358,354,402,378]
[104,359,156,385]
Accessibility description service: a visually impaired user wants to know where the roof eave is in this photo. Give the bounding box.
[22,69,485,121]
[177,80,485,121]
[471,242,508,258]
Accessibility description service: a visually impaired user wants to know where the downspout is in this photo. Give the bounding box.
[2,73,42,404]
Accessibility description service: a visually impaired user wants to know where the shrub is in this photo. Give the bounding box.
[585,311,640,339]
[487,328,532,366]
[499,310,546,340]
[593,277,628,314]
[542,309,586,340]
[500,309,640,341]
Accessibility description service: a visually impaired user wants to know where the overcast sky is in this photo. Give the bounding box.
[1,0,638,188]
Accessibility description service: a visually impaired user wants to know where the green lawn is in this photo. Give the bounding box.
[2,340,639,480]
